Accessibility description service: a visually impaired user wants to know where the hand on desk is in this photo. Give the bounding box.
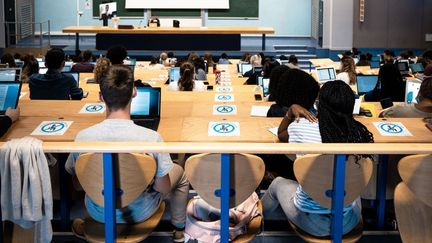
[6,108,20,123]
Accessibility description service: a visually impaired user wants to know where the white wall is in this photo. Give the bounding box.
[0,0,5,48]
[322,0,354,50]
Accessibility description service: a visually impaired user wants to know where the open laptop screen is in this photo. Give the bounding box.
[397,61,410,74]
[410,63,424,74]
[0,68,21,82]
[316,67,336,83]
[240,63,252,76]
[131,87,161,117]
[169,67,180,83]
[405,79,421,104]
[370,61,380,69]
[0,82,21,112]
[356,75,378,95]
[62,72,80,87]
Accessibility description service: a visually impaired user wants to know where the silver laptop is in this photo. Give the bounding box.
[316,67,337,83]
[0,68,22,82]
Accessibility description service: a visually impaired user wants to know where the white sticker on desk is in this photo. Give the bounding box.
[373,122,412,136]
[31,121,73,136]
[215,94,234,102]
[208,122,240,136]
[220,82,232,86]
[213,105,237,115]
[216,87,233,92]
[79,103,106,114]
[19,92,27,99]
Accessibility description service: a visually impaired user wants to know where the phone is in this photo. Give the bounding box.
[254,94,262,101]
[203,81,209,85]
[380,98,393,109]
[207,85,213,91]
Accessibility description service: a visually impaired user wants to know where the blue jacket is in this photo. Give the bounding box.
[29,69,83,100]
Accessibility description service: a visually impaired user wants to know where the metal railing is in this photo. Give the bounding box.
[2,21,51,48]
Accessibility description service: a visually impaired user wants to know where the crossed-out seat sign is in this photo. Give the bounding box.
[373,122,412,136]
[213,105,237,115]
[31,121,74,136]
[79,103,106,114]
[208,122,240,136]
[215,94,234,102]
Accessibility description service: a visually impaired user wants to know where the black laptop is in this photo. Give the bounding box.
[0,82,22,115]
[131,87,161,131]
[397,60,411,77]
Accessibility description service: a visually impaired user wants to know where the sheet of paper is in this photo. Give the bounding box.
[31,121,74,136]
[208,122,240,136]
[19,92,27,99]
[250,106,270,117]
[79,103,106,114]
[215,94,234,102]
[353,98,361,115]
[268,127,278,136]
[216,87,233,92]
[213,105,237,115]
[373,122,412,136]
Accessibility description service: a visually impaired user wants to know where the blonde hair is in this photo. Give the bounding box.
[340,56,357,85]
[93,57,111,84]
[250,55,262,67]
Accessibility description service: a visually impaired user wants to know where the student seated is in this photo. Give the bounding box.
[192,57,207,81]
[0,108,19,137]
[364,63,405,102]
[29,48,83,100]
[356,54,370,67]
[21,54,39,83]
[203,53,215,68]
[239,53,251,64]
[0,53,16,67]
[146,55,165,70]
[71,50,94,73]
[245,59,279,85]
[93,57,111,84]
[243,54,262,78]
[380,77,432,117]
[267,65,290,102]
[337,56,357,85]
[106,46,127,65]
[66,65,189,242]
[267,69,319,118]
[167,62,206,92]
[218,53,231,65]
[422,50,432,76]
[287,55,300,69]
[264,81,373,237]
[382,49,395,64]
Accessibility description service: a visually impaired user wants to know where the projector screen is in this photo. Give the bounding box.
[125,0,229,9]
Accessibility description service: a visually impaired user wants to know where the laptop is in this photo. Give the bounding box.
[0,68,22,82]
[410,63,424,74]
[316,67,337,83]
[257,76,270,97]
[240,63,252,76]
[123,58,137,66]
[370,61,380,69]
[131,87,161,131]
[39,68,48,74]
[397,60,410,77]
[15,59,24,68]
[169,67,180,83]
[0,82,22,115]
[38,61,46,68]
[405,79,422,104]
[356,75,379,96]
[62,71,80,87]
[62,61,73,72]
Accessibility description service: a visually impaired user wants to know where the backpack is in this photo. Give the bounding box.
[185,192,260,243]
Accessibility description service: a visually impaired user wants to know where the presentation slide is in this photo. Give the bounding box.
[126,0,229,9]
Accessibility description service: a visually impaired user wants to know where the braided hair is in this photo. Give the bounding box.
[318,81,374,144]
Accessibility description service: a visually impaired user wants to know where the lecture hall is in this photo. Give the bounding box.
[0,0,431,242]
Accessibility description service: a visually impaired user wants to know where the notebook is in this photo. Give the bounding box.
[257,76,270,96]
[131,87,161,131]
[0,82,22,115]
[409,63,424,74]
[356,75,378,96]
[169,67,180,83]
[62,72,80,87]
[316,67,336,83]
[405,79,422,104]
[0,68,22,82]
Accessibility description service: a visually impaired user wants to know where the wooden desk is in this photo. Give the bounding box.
[63,26,275,51]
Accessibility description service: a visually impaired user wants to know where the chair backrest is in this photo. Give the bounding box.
[398,154,432,208]
[76,153,156,208]
[294,154,373,209]
[185,153,265,209]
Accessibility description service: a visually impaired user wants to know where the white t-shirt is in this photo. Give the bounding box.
[336,72,350,85]
[167,80,206,92]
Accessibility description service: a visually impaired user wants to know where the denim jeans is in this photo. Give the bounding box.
[261,177,361,237]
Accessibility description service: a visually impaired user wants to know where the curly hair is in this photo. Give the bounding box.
[268,65,290,102]
[318,80,374,143]
[94,57,111,84]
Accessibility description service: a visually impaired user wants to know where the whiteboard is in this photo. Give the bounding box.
[125,0,229,9]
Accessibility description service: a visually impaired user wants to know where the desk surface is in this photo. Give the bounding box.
[63,26,275,35]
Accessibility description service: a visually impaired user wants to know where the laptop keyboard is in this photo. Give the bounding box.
[133,119,159,131]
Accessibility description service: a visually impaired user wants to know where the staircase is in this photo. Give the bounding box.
[273,44,317,70]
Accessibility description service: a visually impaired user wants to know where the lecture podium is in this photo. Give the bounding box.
[62,26,275,51]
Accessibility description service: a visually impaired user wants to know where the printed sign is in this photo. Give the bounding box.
[208,122,240,136]
[220,82,232,86]
[79,103,106,114]
[216,87,233,92]
[215,94,234,102]
[213,105,237,115]
[31,121,73,136]
[373,122,412,136]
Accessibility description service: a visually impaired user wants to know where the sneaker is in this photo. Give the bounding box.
[173,229,185,242]
[71,218,86,241]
